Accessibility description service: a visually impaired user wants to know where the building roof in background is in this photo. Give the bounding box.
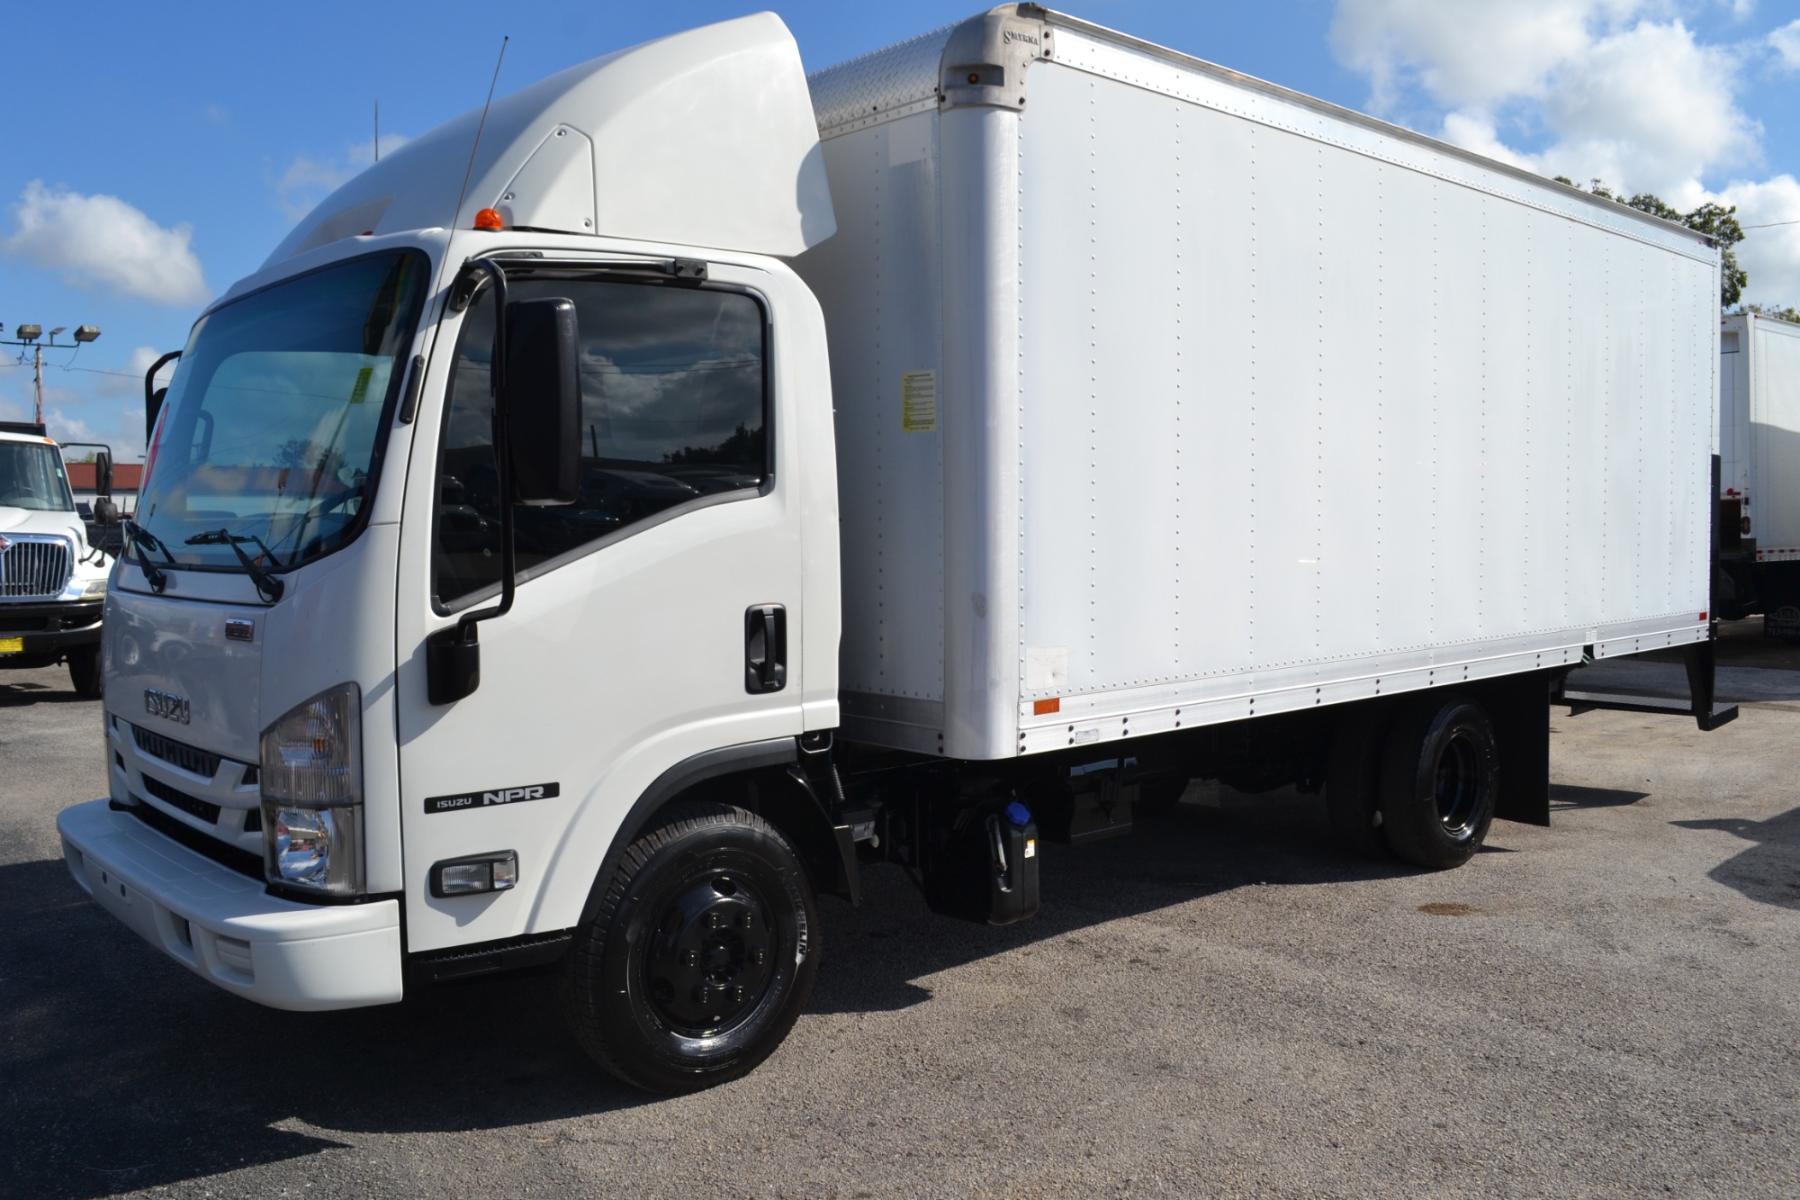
[67,462,143,491]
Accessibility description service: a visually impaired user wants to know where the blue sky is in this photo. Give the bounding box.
[6,0,1800,460]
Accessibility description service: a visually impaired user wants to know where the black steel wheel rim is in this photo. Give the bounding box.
[641,869,779,1037]
[1433,731,1481,839]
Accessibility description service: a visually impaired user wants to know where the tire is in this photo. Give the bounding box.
[1378,694,1498,870]
[67,646,102,699]
[563,802,819,1094]
[1325,704,1391,859]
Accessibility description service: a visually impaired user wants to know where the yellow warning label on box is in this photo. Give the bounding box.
[901,370,937,433]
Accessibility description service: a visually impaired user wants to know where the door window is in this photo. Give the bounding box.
[435,275,768,606]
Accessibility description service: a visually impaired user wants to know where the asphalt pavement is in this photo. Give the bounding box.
[2,632,1797,1199]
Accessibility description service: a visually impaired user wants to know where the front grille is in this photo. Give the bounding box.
[131,723,223,779]
[141,774,222,824]
[120,799,264,881]
[0,535,72,599]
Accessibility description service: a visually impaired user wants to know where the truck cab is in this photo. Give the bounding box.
[0,421,114,695]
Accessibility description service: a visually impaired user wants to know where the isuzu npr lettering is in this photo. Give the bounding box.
[59,7,1730,1092]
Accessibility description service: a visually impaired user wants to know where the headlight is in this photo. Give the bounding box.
[259,683,364,896]
[81,578,107,598]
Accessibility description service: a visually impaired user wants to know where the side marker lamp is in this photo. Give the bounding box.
[431,851,519,898]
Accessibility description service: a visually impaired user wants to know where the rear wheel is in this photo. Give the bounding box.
[67,646,102,699]
[563,803,819,1094]
[1378,695,1498,870]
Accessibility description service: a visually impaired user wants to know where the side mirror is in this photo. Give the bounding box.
[94,450,114,498]
[145,349,180,444]
[503,297,581,505]
[92,497,120,526]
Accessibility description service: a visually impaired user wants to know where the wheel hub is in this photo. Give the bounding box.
[1434,731,1481,838]
[644,872,776,1033]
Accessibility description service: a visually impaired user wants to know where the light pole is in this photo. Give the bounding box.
[1,323,100,426]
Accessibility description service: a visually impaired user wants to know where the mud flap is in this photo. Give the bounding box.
[1489,671,1552,827]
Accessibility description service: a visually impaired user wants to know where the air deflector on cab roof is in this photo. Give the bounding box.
[266,13,837,265]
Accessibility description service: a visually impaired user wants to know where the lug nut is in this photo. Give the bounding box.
[707,912,723,930]
[751,948,766,966]
[681,949,697,967]
[731,985,747,1004]
[739,912,753,930]
[695,984,713,1004]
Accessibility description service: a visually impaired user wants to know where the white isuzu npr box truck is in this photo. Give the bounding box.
[1717,311,1800,634]
[58,6,1731,1092]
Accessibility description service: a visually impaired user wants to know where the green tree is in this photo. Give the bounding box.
[1554,176,1745,307]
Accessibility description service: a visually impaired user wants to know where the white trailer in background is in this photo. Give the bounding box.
[57,6,1731,1094]
[1718,311,1800,635]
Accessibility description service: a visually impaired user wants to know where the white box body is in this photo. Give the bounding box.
[796,7,1719,761]
[1720,312,1800,562]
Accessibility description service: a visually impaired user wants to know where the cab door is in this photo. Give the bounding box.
[394,259,806,953]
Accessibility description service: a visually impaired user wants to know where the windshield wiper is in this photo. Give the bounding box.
[122,519,174,593]
[186,528,285,603]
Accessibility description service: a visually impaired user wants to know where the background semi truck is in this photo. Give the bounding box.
[0,420,116,695]
[58,6,1726,1093]
[1717,311,1800,636]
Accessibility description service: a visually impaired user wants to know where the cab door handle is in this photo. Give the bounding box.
[745,605,787,694]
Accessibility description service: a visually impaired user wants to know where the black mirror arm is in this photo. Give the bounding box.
[145,351,181,444]
[425,258,516,707]
[456,257,515,632]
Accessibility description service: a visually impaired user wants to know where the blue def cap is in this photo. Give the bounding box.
[1004,801,1032,828]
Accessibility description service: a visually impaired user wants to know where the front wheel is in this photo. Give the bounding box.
[67,645,102,699]
[563,803,819,1094]
[1378,695,1498,870]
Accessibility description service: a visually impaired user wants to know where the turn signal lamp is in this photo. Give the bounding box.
[473,208,505,231]
[260,682,365,896]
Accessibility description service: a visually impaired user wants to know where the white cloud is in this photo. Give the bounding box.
[1334,2,1766,199]
[1534,20,1758,197]
[1330,0,1653,113]
[1440,110,1544,171]
[275,134,409,221]
[1695,175,1800,304]
[3,181,209,306]
[1771,19,1800,70]
[128,345,178,389]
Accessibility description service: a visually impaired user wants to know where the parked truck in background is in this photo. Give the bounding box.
[0,421,116,696]
[1717,311,1800,637]
[57,6,1730,1093]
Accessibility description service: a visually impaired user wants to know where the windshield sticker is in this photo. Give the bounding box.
[348,366,374,405]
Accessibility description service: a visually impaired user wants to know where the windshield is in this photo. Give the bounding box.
[135,250,427,571]
[0,441,75,511]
